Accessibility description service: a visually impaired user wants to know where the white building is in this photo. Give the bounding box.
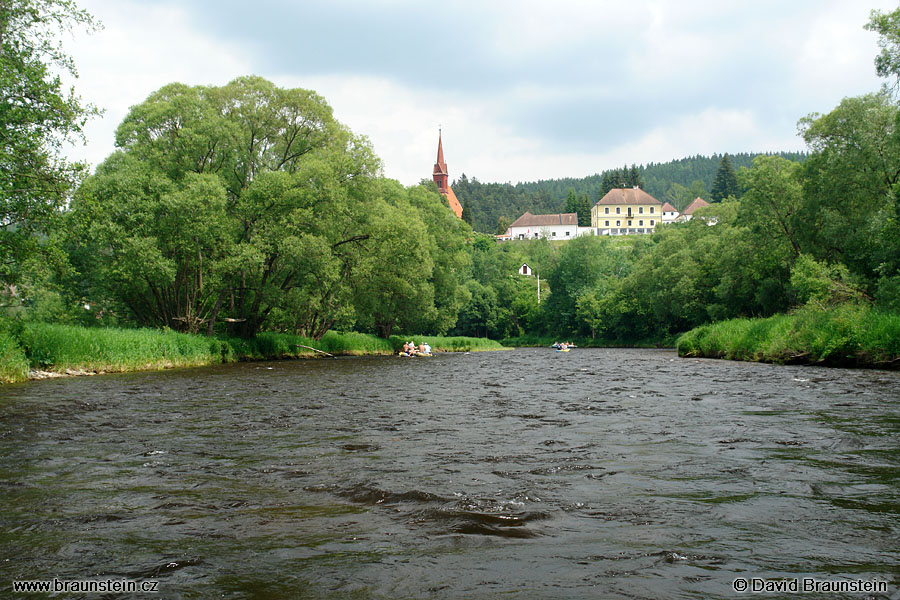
[661,202,679,224]
[518,263,534,276]
[507,212,587,240]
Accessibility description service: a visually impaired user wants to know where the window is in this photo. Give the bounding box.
[616,207,621,214]
[650,220,655,226]
[627,220,632,226]
[616,220,620,226]
[650,207,655,214]
[605,207,609,214]
[639,207,644,214]
[552,231,557,236]
[639,220,643,226]
[565,231,570,236]
[605,220,609,226]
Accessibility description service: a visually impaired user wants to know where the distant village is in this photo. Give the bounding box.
[431,132,713,242]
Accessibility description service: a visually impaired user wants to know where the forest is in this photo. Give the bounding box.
[2,0,899,375]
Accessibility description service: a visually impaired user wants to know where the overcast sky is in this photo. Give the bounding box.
[63,0,895,185]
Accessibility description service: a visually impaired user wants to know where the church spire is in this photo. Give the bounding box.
[431,129,463,218]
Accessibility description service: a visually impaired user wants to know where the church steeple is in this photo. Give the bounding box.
[433,129,449,193]
[430,129,463,218]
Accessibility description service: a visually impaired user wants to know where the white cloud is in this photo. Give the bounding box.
[64,0,252,169]
[59,0,898,185]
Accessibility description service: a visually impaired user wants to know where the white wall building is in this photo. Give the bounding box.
[507,212,586,240]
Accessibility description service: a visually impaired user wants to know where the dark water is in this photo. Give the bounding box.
[1,349,899,599]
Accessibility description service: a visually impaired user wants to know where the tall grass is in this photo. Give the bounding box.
[20,323,226,373]
[0,323,507,382]
[677,305,900,368]
[0,331,29,383]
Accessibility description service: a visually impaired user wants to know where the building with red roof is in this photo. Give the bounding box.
[591,187,663,235]
[677,197,710,222]
[432,131,463,218]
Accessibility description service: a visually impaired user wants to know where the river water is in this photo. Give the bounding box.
[1,348,898,599]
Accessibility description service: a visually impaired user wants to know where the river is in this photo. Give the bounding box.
[1,348,898,599]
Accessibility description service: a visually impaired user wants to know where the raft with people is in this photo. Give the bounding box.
[399,341,433,357]
[552,341,576,352]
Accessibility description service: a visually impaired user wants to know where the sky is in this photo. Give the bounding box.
[62,0,896,186]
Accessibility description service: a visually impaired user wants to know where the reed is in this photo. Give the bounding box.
[20,323,225,373]
[0,331,29,383]
[677,305,900,368]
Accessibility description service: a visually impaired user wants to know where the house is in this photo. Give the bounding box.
[432,130,463,218]
[676,197,710,222]
[590,187,663,235]
[507,212,583,240]
[518,263,533,276]
[661,202,679,224]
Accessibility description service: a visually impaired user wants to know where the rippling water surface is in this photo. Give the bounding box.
[2,349,899,598]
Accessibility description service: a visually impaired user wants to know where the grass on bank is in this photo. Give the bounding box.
[676,304,900,368]
[0,322,506,383]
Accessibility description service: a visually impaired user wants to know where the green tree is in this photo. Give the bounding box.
[564,188,577,214]
[710,154,740,202]
[866,5,900,93]
[69,77,381,338]
[737,156,804,258]
[797,93,900,280]
[576,192,592,227]
[0,0,99,284]
[496,215,511,235]
[461,198,473,225]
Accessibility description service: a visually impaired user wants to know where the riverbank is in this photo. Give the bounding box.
[0,323,506,384]
[676,304,900,368]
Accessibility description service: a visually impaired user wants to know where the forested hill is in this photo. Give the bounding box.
[453,151,806,234]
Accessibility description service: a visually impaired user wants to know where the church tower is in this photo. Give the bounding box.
[432,130,463,218]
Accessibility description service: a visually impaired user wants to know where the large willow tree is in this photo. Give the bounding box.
[70,76,382,338]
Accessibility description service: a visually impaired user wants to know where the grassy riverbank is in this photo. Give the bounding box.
[0,323,506,383]
[676,304,900,368]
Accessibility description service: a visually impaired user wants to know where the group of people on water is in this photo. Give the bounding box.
[400,341,432,357]
[552,341,575,350]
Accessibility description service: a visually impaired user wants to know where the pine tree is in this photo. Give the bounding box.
[461,199,473,225]
[601,171,616,196]
[629,164,643,189]
[577,193,592,227]
[564,189,578,214]
[710,154,740,202]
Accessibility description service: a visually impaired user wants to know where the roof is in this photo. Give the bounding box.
[596,187,662,206]
[444,186,463,218]
[509,211,578,228]
[682,197,710,215]
[661,202,677,213]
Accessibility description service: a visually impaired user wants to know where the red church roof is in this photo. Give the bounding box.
[432,130,462,218]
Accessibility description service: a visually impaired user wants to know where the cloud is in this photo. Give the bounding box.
[61,0,896,185]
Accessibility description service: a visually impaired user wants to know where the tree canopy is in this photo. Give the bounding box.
[0,0,98,284]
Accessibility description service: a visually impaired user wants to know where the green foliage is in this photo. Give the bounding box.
[0,329,29,383]
[710,154,740,202]
[19,323,225,371]
[0,0,99,285]
[790,254,867,308]
[866,4,900,93]
[678,304,900,367]
[797,93,900,280]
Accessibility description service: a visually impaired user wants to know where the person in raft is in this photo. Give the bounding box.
[423,342,432,355]
[418,342,427,355]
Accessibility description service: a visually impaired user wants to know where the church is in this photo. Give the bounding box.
[432,131,463,218]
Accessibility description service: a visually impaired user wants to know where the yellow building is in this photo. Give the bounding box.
[590,187,663,235]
